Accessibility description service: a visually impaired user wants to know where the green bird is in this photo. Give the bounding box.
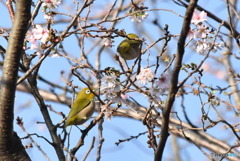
[65,88,95,127]
[117,33,142,60]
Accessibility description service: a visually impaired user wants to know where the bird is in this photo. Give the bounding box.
[65,87,95,127]
[117,33,142,60]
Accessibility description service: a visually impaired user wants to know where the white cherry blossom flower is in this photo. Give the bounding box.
[212,42,224,53]
[104,39,114,47]
[196,40,209,53]
[42,0,61,10]
[136,67,154,85]
[188,28,196,40]
[101,105,112,121]
[101,75,120,92]
[195,25,209,38]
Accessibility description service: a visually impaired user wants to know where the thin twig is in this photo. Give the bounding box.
[17,117,50,161]
[82,137,96,161]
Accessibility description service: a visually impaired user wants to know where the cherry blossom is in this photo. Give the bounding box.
[148,87,163,103]
[129,3,148,23]
[212,42,224,53]
[196,40,209,53]
[148,73,170,98]
[156,73,170,90]
[195,25,209,38]
[104,39,114,47]
[101,105,112,121]
[30,42,44,55]
[101,74,123,103]
[103,92,118,102]
[101,75,120,92]
[188,28,196,40]
[26,25,49,55]
[136,67,154,85]
[130,12,149,23]
[121,93,130,100]
[191,10,207,25]
[26,25,49,44]
[42,0,61,10]
[202,63,227,79]
[44,13,54,23]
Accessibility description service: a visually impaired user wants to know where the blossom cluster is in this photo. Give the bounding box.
[25,25,49,55]
[42,0,61,22]
[100,67,170,110]
[100,74,129,120]
[100,74,130,102]
[136,67,154,85]
[104,39,115,48]
[25,0,62,56]
[42,0,61,10]
[137,67,170,103]
[189,10,224,54]
[128,3,149,23]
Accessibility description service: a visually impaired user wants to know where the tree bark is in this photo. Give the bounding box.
[0,0,31,160]
[154,0,198,160]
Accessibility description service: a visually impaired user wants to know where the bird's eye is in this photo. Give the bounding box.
[86,90,91,94]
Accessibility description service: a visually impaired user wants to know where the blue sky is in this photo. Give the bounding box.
[1,0,239,160]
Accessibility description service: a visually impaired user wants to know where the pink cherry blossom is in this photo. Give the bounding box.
[215,70,226,80]
[26,25,49,44]
[202,63,226,80]
[156,73,170,90]
[30,42,44,55]
[121,93,130,100]
[191,10,207,25]
[44,13,54,22]
[188,28,195,40]
[32,25,49,44]
[202,63,210,72]
[25,25,49,55]
[42,0,61,10]
[25,31,35,42]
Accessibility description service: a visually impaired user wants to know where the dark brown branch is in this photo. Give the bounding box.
[27,74,65,161]
[154,0,198,160]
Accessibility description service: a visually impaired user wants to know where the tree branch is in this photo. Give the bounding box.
[154,0,198,160]
[0,0,31,160]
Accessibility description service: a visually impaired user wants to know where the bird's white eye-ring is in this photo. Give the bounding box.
[86,90,91,94]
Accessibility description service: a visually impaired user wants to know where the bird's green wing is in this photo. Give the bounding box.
[117,40,131,54]
[67,98,91,120]
[129,39,141,46]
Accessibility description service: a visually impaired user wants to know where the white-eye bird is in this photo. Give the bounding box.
[117,33,142,60]
[65,88,95,127]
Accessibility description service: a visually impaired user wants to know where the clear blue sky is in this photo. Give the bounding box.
[1,0,239,161]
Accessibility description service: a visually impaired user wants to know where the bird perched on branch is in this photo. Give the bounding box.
[65,88,95,127]
[117,33,142,60]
